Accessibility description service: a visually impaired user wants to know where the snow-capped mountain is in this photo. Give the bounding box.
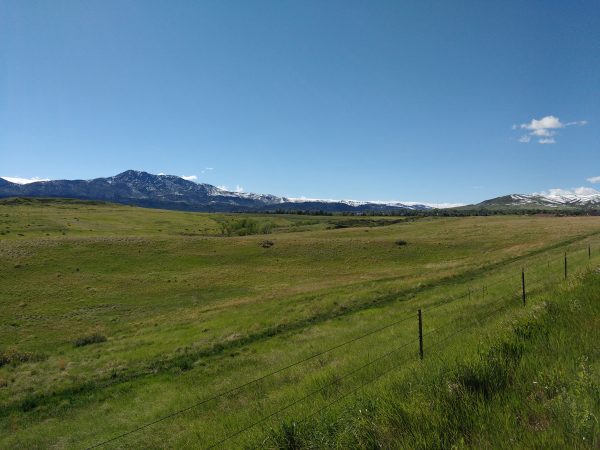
[3,171,599,212]
[476,190,600,209]
[0,170,433,212]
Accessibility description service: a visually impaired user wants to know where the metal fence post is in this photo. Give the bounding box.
[418,309,423,360]
[522,268,526,306]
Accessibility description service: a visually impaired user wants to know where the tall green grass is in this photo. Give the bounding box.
[1,203,599,448]
[263,270,600,449]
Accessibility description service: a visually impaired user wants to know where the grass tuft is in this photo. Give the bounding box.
[73,333,107,348]
[0,348,38,368]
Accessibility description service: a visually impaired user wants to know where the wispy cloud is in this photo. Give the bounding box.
[180,175,198,181]
[200,167,214,174]
[515,115,587,144]
[518,135,531,143]
[1,176,50,184]
[586,176,600,184]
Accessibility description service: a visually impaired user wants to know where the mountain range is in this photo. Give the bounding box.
[1,170,599,212]
[475,192,600,210]
[0,170,431,212]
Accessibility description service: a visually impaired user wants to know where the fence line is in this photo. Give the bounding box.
[87,313,417,449]
[255,292,521,449]
[279,243,599,448]
[282,250,598,448]
[223,271,578,448]
[88,239,599,449]
[205,337,421,448]
[207,294,515,449]
[215,242,598,448]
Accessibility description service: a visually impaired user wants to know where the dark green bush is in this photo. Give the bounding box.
[0,348,35,367]
[73,333,107,347]
[219,218,275,236]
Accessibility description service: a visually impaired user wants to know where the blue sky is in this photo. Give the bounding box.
[1,0,599,204]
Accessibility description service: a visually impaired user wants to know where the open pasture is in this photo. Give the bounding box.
[1,201,599,448]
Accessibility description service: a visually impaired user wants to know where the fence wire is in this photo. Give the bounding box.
[88,239,600,449]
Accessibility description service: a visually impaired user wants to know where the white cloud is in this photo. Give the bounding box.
[566,120,588,126]
[516,115,587,144]
[521,115,563,131]
[586,176,600,184]
[1,176,50,184]
[180,175,198,181]
[234,185,244,193]
[531,128,555,137]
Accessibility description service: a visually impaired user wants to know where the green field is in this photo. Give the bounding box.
[1,200,599,448]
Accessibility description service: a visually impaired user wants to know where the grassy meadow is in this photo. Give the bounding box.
[0,199,599,448]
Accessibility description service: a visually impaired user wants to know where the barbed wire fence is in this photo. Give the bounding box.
[88,239,599,449]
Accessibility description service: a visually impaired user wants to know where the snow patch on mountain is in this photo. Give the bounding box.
[1,176,50,184]
[533,187,600,203]
[506,188,600,207]
[288,197,462,209]
[0,171,459,210]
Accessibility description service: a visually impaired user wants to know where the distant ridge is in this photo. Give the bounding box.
[4,171,597,213]
[0,170,431,213]
[471,192,600,210]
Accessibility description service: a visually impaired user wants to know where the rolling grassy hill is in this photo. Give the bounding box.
[0,200,599,448]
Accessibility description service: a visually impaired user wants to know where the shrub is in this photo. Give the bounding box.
[73,333,107,347]
[219,218,275,236]
[259,222,273,234]
[0,348,34,367]
[261,240,275,248]
[395,239,408,246]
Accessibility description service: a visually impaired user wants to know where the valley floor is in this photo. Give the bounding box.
[0,201,599,448]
